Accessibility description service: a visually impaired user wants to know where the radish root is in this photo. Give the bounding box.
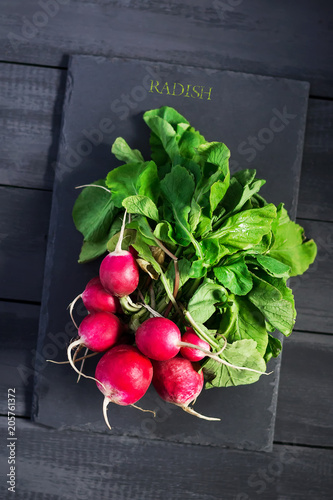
[75,184,111,193]
[46,351,98,365]
[103,397,112,430]
[77,347,89,383]
[131,404,156,417]
[68,294,82,330]
[67,339,107,391]
[180,404,220,421]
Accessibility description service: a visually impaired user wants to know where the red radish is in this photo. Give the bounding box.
[82,277,121,314]
[152,356,220,421]
[67,311,124,380]
[135,317,181,361]
[180,328,211,362]
[99,210,139,297]
[68,277,121,330]
[95,345,153,429]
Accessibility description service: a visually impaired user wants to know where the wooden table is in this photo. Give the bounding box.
[0,2,332,498]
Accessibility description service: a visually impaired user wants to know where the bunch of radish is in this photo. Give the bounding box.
[60,211,234,429]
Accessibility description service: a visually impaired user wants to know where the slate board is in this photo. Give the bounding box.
[32,55,309,452]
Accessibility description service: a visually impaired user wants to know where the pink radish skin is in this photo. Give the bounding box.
[67,311,124,384]
[135,317,181,361]
[78,311,124,352]
[180,328,211,362]
[95,345,153,428]
[99,209,139,298]
[152,356,220,421]
[82,277,121,314]
[100,250,139,297]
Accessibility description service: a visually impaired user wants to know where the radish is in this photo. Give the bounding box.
[180,327,211,362]
[68,277,121,330]
[67,311,124,381]
[152,356,220,421]
[99,210,139,297]
[136,315,270,378]
[95,344,153,429]
[135,317,181,361]
[82,277,121,314]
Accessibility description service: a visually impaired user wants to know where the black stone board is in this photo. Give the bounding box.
[32,55,309,452]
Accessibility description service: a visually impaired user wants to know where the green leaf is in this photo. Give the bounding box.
[247,254,290,278]
[160,165,199,249]
[220,296,268,356]
[143,116,179,161]
[194,142,230,215]
[269,205,317,276]
[178,126,206,159]
[153,221,177,246]
[187,279,227,323]
[207,204,277,251]
[219,169,266,217]
[132,231,161,275]
[122,195,159,222]
[214,257,253,295]
[72,180,117,243]
[210,180,229,213]
[165,258,192,292]
[106,161,160,207]
[264,334,282,363]
[248,273,296,336]
[111,137,144,163]
[78,239,108,263]
[204,339,267,388]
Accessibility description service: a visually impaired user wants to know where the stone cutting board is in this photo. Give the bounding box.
[32,55,309,452]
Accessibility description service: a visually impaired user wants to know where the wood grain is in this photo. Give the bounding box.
[292,219,333,334]
[1,0,333,96]
[275,331,333,447]
[0,301,40,417]
[0,186,52,302]
[0,62,65,190]
[297,99,333,222]
[0,417,332,500]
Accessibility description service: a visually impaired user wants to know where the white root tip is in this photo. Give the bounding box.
[115,209,128,254]
[77,347,89,383]
[68,294,82,330]
[181,405,221,422]
[67,339,108,392]
[75,184,111,193]
[103,397,112,430]
[131,404,156,417]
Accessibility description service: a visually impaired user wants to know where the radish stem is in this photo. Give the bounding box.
[115,209,127,254]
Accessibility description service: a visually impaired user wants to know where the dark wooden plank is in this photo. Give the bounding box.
[32,55,310,452]
[275,331,333,447]
[297,99,333,222]
[0,62,65,190]
[0,301,40,417]
[1,0,333,96]
[0,186,52,302]
[292,219,333,334]
[0,417,332,500]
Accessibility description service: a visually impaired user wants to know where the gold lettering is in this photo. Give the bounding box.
[149,80,162,94]
[200,86,213,100]
[160,82,171,95]
[184,84,192,97]
[191,85,201,99]
[172,82,184,96]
